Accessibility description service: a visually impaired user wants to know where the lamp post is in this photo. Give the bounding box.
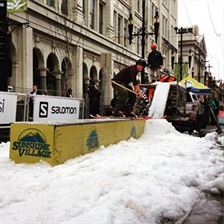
[0,0,9,91]
[128,3,159,83]
[174,27,192,81]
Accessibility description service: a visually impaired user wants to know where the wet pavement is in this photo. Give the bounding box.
[182,125,224,224]
[182,193,223,224]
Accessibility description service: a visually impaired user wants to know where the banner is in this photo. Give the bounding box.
[7,0,27,13]
[0,91,17,124]
[33,95,80,122]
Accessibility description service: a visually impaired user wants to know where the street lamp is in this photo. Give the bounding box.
[154,10,159,43]
[128,1,159,83]
[174,27,192,81]
[128,13,133,45]
[0,0,10,91]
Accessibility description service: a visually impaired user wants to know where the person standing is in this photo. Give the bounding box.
[111,58,146,117]
[196,95,205,132]
[87,82,101,117]
[148,43,163,79]
[29,84,42,120]
[66,88,73,97]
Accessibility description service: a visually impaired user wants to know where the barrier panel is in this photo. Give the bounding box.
[0,91,17,124]
[10,119,146,166]
[32,95,81,122]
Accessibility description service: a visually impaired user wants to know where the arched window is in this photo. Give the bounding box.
[47,53,59,95]
[83,63,88,94]
[90,65,97,82]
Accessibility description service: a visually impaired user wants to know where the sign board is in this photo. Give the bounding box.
[33,95,80,122]
[0,91,17,124]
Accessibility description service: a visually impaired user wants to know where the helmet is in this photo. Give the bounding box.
[136,58,147,67]
[151,43,157,49]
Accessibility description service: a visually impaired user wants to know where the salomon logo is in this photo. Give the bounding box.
[39,102,48,117]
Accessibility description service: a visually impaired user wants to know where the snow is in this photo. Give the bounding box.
[0,119,223,224]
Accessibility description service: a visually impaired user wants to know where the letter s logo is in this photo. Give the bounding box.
[39,102,48,117]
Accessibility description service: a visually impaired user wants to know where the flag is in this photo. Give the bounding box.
[7,0,27,13]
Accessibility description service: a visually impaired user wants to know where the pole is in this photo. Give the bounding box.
[180,28,183,81]
[198,54,201,82]
[111,80,138,95]
[141,0,145,83]
[0,0,9,91]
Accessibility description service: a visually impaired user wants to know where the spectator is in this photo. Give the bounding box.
[43,90,48,95]
[208,95,219,125]
[196,95,205,132]
[29,84,42,120]
[66,88,73,97]
[148,43,163,79]
[87,81,101,117]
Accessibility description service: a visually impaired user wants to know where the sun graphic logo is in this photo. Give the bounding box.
[131,127,137,138]
[12,128,51,158]
[86,130,99,150]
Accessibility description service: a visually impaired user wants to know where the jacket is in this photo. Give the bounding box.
[112,65,139,86]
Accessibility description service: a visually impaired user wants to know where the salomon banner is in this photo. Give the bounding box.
[0,91,17,124]
[33,95,80,122]
[7,0,27,13]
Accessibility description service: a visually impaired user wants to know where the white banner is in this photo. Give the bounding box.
[0,91,17,124]
[33,95,80,122]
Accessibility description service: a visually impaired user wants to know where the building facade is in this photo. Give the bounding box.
[179,25,208,83]
[7,0,178,113]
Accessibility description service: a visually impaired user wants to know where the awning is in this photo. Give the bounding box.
[179,75,211,94]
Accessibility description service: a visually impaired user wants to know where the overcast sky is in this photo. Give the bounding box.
[178,0,224,81]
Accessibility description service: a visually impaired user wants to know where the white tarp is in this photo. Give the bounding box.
[148,82,170,118]
[33,95,80,122]
[0,91,17,124]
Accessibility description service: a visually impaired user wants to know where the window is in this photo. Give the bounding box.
[114,11,117,41]
[83,0,85,13]
[89,0,95,29]
[47,0,55,7]
[124,19,128,47]
[151,3,156,26]
[99,2,104,34]
[118,15,122,44]
[136,28,141,54]
[162,15,168,38]
[61,0,68,15]
[137,0,141,13]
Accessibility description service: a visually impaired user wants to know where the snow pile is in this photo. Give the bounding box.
[0,120,223,224]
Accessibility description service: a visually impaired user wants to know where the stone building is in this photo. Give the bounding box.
[177,25,208,83]
[7,0,178,113]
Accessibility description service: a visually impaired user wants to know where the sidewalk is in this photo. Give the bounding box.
[198,124,223,137]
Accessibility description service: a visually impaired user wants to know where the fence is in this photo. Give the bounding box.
[0,91,85,124]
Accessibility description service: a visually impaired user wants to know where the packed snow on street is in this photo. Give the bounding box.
[0,119,224,224]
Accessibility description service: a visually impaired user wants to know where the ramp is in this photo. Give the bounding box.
[148,82,171,118]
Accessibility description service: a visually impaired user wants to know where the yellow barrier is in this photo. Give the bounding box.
[10,119,146,166]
